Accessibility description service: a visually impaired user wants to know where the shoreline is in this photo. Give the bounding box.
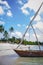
[0,43,43,56]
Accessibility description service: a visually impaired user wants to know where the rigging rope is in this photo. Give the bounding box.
[31,24,41,50]
[16,2,43,49]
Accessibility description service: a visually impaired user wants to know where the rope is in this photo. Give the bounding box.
[31,24,41,50]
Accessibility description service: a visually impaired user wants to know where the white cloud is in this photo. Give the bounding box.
[7,10,12,17]
[8,29,43,42]
[29,34,37,41]
[0,21,5,25]
[33,21,43,30]
[33,34,40,38]
[26,25,28,28]
[0,33,4,39]
[25,33,42,42]
[32,21,43,42]
[17,24,21,27]
[0,1,13,17]
[30,15,41,21]
[21,7,29,15]
[15,31,22,38]
[18,0,23,5]
[39,3,43,14]
[0,1,10,8]
[7,29,43,42]
[24,21,43,42]
[21,0,43,15]
[26,25,31,29]
[9,31,22,38]
[32,32,43,42]
[0,6,4,15]
[25,33,29,37]
[9,32,15,38]
[39,35,43,42]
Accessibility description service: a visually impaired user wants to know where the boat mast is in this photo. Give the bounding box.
[16,2,43,49]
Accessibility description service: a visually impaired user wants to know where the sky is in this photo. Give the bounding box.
[0,0,43,42]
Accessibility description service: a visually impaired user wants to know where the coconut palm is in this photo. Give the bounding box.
[9,27,14,43]
[9,27,14,38]
[0,25,4,40]
[0,25,4,33]
[3,30,8,40]
[9,27,14,33]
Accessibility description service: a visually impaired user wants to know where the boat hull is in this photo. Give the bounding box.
[14,50,43,57]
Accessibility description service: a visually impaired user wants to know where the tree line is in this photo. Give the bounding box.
[0,25,43,45]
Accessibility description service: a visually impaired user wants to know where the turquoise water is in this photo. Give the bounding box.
[0,55,43,65]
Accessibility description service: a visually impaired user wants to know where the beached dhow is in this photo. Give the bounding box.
[14,2,43,57]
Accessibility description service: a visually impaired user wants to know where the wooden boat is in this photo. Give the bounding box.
[14,49,43,57]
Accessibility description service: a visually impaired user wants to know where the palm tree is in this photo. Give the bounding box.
[9,27,14,38]
[0,25,4,33]
[0,25,4,40]
[3,30,8,40]
[9,27,14,43]
[9,27,14,33]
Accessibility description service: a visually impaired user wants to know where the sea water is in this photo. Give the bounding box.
[0,55,43,65]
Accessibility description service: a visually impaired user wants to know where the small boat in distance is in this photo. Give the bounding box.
[13,2,43,57]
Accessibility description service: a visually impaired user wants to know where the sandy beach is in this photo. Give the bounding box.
[0,43,18,56]
[0,43,43,56]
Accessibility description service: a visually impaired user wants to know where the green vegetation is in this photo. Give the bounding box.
[3,30,8,40]
[0,25,43,45]
[22,40,43,45]
[0,37,43,45]
[0,25,4,33]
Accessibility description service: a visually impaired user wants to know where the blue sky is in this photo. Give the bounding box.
[0,0,43,41]
[0,0,34,31]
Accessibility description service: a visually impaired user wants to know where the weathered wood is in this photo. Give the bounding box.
[14,50,43,57]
